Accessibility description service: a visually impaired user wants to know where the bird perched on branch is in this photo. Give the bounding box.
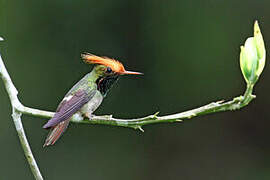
[43,53,142,147]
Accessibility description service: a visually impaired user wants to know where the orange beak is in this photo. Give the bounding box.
[121,70,143,75]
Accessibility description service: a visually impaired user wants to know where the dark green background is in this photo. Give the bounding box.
[1,0,270,179]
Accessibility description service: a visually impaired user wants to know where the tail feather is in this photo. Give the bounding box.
[43,120,70,147]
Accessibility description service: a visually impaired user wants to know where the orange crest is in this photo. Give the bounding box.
[81,52,143,75]
[81,53,125,73]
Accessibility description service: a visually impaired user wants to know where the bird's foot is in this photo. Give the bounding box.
[83,112,93,120]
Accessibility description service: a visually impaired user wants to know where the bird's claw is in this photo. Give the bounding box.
[83,112,93,120]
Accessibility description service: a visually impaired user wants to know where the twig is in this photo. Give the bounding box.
[0,52,43,180]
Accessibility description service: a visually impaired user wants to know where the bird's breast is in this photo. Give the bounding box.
[79,91,103,114]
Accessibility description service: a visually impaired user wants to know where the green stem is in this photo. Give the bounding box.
[6,83,256,131]
[75,84,256,130]
[242,83,255,106]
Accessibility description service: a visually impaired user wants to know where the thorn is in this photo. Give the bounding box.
[150,111,160,119]
[138,126,144,132]
[234,96,243,102]
[251,94,256,98]
[107,114,113,119]
[175,119,183,122]
[216,100,224,104]
[187,113,196,119]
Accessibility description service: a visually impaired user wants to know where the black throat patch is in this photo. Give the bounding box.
[96,75,119,96]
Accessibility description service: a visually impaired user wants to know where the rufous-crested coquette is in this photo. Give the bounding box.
[43,53,142,147]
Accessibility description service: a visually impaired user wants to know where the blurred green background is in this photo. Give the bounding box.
[1,0,270,179]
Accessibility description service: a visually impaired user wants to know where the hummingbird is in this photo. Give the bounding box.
[43,53,142,147]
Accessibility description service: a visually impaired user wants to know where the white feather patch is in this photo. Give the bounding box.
[63,95,73,101]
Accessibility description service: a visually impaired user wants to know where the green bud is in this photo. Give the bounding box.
[240,21,266,84]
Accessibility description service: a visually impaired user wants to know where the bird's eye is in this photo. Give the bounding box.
[106,67,112,73]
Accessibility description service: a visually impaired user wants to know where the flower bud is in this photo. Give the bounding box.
[240,21,266,84]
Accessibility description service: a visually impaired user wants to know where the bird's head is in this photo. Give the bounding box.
[81,52,142,95]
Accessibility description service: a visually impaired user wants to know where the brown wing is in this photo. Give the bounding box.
[43,90,95,129]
